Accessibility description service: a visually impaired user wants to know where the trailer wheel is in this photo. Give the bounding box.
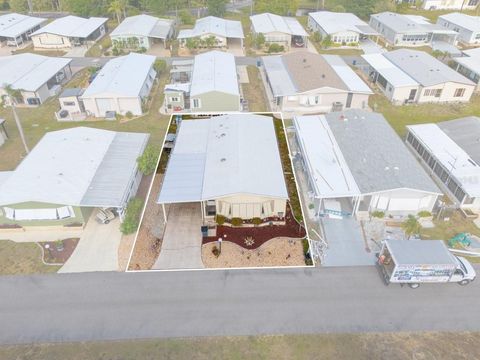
[458,279,470,286]
[408,283,420,289]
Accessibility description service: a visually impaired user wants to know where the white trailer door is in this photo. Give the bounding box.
[96,98,114,116]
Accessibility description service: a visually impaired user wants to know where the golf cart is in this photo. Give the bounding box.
[96,208,116,224]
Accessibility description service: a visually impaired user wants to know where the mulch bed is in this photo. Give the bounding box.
[203,205,306,250]
[39,238,79,264]
[136,173,154,200]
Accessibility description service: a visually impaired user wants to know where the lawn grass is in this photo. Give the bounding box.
[242,66,269,112]
[1,332,479,359]
[12,44,66,57]
[0,240,60,275]
[0,67,171,171]
[369,94,480,137]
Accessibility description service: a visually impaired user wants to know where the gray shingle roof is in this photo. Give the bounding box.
[437,116,480,164]
[324,109,441,194]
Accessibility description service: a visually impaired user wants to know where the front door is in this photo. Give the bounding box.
[408,89,417,101]
[346,93,353,108]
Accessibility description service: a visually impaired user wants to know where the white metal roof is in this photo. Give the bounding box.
[294,115,359,199]
[463,47,480,57]
[261,55,297,96]
[372,12,457,35]
[81,53,155,98]
[407,123,480,197]
[190,50,239,96]
[0,127,149,207]
[0,13,46,38]
[323,55,373,93]
[177,16,244,39]
[362,53,419,87]
[0,53,72,92]
[158,114,288,204]
[439,12,480,32]
[309,11,377,35]
[250,13,308,36]
[110,14,173,39]
[31,15,108,38]
[455,55,480,75]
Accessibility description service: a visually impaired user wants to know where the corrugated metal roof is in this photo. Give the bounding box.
[81,53,155,98]
[454,51,480,75]
[261,55,297,96]
[408,120,480,197]
[385,49,475,86]
[386,240,457,266]
[362,53,419,87]
[177,16,244,39]
[190,50,239,96]
[309,11,377,35]
[0,13,46,38]
[323,55,373,93]
[439,12,480,32]
[250,13,308,36]
[158,114,288,204]
[0,53,72,92]
[0,127,149,207]
[110,14,173,39]
[81,132,149,207]
[31,15,108,38]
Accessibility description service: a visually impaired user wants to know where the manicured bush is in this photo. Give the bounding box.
[418,211,432,218]
[267,43,284,53]
[137,145,159,175]
[125,111,133,119]
[252,217,262,226]
[371,211,385,219]
[211,245,220,257]
[154,59,167,76]
[231,217,243,227]
[215,215,226,225]
[112,47,119,56]
[120,198,144,235]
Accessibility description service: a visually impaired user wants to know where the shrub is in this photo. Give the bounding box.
[371,211,385,219]
[138,46,147,53]
[120,198,144,235]
[179,9,194,25]
[112,47,119,56]
[154,59,167,76]
[254,33,265,49]
[231,217,243,227]
[267,43,284,53]
[211,245,220,257]
[137,145,159,175]
[252,217,262,226]
[104,50,111,56]
[125,111,133,119]
[418,211,432,218]
[312,31,322,43]
[215,215,226,225]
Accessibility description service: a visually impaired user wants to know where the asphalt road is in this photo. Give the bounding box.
[1,266,480,345]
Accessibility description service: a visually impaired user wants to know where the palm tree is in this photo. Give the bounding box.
[108,0,123,24]
[3,84,29,155]
[402,215,421,240]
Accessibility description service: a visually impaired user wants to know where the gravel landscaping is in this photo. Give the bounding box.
[202,237,305,268]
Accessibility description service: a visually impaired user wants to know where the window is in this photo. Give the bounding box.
[192,98,201,108]
[424,89,442,97]
[62,101,76,106]
[454,88,465,97]
[170,97,179,102]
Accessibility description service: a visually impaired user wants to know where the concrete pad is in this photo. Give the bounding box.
[64,46,88,57]
[59,214,122,273]
[322,217,376,267]
[359,39,385,54]
[153,203,204,270]
[237,65,249,83]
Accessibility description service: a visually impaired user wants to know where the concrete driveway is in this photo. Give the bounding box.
[322,217,376,267]
[359,39,385,54]
[59,212,122,273]
[153,203,204,270]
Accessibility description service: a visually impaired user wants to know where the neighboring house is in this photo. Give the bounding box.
[293,110,441,219]
[0,53,72,106]
[308,11,378,45]
[81,53,156,118]
[56,88,86,121]
[262,51,373,117]
[369,12,458,47]
[110,14,174,49]
[157,114,288,223]
[362,49,475,104]
[406,117,480,213]
[31,15,108,49]
[0,13,46,47]
[437,13,480,46]
[398,0,480,10]
[177,16,244,48]
[250,13,308,49]
[164,50,241,112]
[453,47,480,91]
[0,127,149,229]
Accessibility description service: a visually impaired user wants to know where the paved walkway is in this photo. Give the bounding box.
[1,266,480,345]
[153,203,204,270]
[59,214,122,273]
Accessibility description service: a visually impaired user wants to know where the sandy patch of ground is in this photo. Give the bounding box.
[117,234,135,271]
[128,175,168,270]
[202,237,305,268]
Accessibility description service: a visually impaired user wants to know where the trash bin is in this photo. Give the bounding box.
[201,226,208,237]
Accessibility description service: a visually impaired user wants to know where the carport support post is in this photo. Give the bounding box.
[162,203,167,223]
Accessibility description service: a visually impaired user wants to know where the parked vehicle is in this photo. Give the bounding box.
[96,208,116,224]
[377,239,476,289]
